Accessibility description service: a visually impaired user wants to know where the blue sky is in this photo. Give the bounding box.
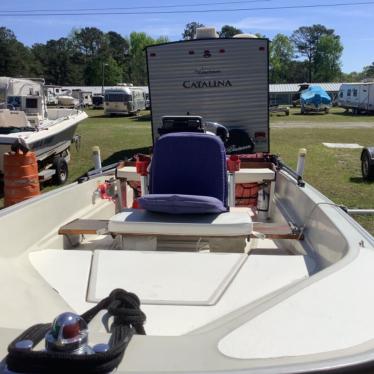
[1,0,373,73]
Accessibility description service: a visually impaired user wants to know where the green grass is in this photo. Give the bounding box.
[271,127,374,234]
[270,106,374,123]
[1,108,373,235]
[66,109,152,183]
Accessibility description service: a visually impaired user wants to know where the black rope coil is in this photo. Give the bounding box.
[6,289,146,374]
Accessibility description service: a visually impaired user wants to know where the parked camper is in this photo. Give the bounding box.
[72,89,93,107]
[134,86,150,109]
[45,91,58,106]
[81,91,92,107]
[45,85,62,106]
[338,82,374,114]
[146,31,269,153]
[92,94,104,109]
[104,86,146,116]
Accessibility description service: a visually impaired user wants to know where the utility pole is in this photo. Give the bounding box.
[101,63,109,95]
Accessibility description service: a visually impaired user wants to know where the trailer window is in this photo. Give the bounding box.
[105,93,131,102]
[347,89,351,97]
[353,89,358,97]
[7,96,21,108]
[26,98,38,108]
[339,91,343,98]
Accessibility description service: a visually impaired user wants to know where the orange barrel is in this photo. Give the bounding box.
[4,149,40,207]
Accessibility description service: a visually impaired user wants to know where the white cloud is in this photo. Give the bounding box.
[230,16,298,32]
[334,8,374,18]
[140,23,185,38]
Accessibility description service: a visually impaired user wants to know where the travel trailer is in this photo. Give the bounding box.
[104,86,146,116]
[147,32,268,154]
[338,82,374,114]
[1,30,374,374]
[44,86,60,106]
[134,86,150,109]
[72,89,93,107]
[0,77,87,184]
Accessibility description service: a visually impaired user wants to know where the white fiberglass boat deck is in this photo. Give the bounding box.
[0,163,373,373]
[1,35,374,374]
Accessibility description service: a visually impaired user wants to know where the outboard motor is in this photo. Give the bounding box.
[158,116,230,143]
[205,121,229,143]
[226,128,255,154]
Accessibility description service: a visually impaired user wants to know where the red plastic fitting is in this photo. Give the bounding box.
[227,155,241,173]
[135,154,151,176]
[132,199,140,209]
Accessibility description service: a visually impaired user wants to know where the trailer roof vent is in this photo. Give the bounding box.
[233,33,258,39]
[195,27,218,39]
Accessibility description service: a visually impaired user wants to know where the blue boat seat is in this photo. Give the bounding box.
[108,133,253,247]
[139,132,228,214]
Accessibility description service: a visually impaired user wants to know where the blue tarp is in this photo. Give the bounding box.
[300,85,332,106]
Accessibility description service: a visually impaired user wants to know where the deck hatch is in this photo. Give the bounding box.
[87,250,247,306]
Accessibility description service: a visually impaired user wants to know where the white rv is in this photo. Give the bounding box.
[72,89,93,107]
[134,86,150,109]
[338,82,374,114]
[104,86,146,116]
[45,85,62,106]
[146,32,269,153]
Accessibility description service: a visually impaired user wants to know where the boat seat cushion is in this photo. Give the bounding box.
[108,209,252,237]
[138,194,227,214]
[149,132,228,207]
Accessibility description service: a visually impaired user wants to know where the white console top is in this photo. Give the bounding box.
[117,166,275,184]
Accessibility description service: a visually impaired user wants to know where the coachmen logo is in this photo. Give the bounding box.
[183,80,232,89]
[195,67,221,75]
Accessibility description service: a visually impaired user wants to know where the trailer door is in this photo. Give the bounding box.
[146,38,269,154]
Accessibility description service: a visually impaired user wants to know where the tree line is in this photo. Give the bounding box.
[0,23,373,86]
[0,26,167,86]
[184,22,373,83]
[270,25,374,83]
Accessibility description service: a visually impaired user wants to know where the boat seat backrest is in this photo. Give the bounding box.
[149,133,228,206]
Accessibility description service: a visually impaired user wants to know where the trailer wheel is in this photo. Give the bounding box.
[53,157,68,185]
[324,108,330,114]
[361,150,374,181]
